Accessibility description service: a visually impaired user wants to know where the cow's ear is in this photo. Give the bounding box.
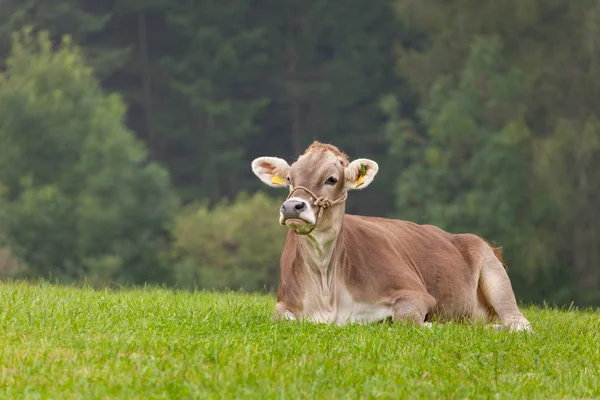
[344,158,379,190]
[251,157,291,188]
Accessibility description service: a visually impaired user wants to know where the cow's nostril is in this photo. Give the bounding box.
[294,202,306,211]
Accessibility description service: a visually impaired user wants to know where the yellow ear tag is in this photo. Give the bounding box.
[355,175,364,188]
[355,165,367,187]
[271,175,284,185]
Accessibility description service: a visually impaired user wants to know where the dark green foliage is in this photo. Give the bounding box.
[0,0,128,78]
[0,29,177,285]
[170,192,286,292]
[160,0,270,203]
[383,36,554,301]
[389,0,600,305]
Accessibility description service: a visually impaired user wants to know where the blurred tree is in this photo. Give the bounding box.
[382,36,563,302]
[0,0,407,218]
[0,0,130,78]
[0,28,178,285]
[160,0,270,203]
[388,0,600,304]
[251,0,404,217]
[534,118,600,304]
[170,191,286,292]
[84,0,173,159]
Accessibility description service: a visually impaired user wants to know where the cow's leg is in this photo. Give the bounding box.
[479,249,532,333]
[392,291,436,327]
[273,302,297,322]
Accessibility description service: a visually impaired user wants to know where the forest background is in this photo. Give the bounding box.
[0,0,598,306]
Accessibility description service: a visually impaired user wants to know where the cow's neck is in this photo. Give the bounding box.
[297,207,345,302]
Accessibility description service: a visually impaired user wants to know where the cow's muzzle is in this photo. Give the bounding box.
[279,186,347,235]
[279,198,315,231]
[280,199,308,220]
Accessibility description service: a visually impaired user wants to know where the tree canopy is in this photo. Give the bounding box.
[0,28,177,285]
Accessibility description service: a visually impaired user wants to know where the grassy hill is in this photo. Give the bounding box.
[0,281,598,399]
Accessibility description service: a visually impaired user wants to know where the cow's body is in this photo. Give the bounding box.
[276,214,525,328]
[252,142,531,332]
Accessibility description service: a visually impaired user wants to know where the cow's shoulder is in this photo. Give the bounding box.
[339,215,454,299]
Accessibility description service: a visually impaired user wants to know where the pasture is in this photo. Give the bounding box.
[0,281,598,399]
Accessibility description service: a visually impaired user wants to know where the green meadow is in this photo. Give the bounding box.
[0,281,598,399]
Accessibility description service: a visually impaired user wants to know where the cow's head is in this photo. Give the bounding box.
[251,141,378,234]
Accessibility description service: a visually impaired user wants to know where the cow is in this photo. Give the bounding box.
[251,141,532,332]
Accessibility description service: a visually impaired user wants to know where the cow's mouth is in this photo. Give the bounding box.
[283,218,314,235]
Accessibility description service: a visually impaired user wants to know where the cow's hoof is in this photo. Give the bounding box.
[508,322,533,333]
[273,302,297,322]
[488,320,533,333]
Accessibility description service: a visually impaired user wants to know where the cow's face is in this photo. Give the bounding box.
[251,142,378,234]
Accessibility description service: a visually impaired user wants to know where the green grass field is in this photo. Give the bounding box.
[0,281,598,399]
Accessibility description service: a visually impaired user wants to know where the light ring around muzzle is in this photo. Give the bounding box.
[284,185,348,235]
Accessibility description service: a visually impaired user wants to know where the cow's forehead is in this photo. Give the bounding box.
[290,149,345,176]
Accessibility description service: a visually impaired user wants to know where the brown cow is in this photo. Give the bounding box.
[251,141,532,332]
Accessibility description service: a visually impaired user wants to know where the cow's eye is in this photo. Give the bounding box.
[325,176,338,185]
